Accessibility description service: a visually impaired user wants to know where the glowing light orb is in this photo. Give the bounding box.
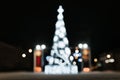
[22,53,26,58]
[63,37,68,44]
[60,27,66,33]
[53,36,58,42]
[109,58,115,63]
[83,68,90,72]
[58,41,65,48]
[75,49,79,53]
[41,44,46,50]
[65,47,71,55]
[78,43,83,49]
[78,58,82,62]
[70,56,74,61]
[28,48,32,53]
[94,58,98,62]
[36,45,41,50]
[59,33,65,38]
[106,54,111,58]
[83,43,88,49]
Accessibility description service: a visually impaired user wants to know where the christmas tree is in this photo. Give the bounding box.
[49,5,71,65]
[45,5,78,74]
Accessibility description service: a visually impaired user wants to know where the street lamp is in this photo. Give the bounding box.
[34,44,46,72]
[40,44,46,72]
[78,43,91,72]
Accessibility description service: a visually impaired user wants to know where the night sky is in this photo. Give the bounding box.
[0,0,116,55]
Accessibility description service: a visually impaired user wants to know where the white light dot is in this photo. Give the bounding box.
[49,57,54,64]
[57,14,63,20]
[53,36,58,42]
[41,44,46,50]
[28,49,32,53]
[54,58,60,64]
[73,61,76,65]
[105,60,109,63]
[83,43,88,49]
[65,47,71,55]
[75,50,79,53]
[63,37,68,44]
[55,30,60,35]
[52,43,57,48]
[70,56,74,61]
[56,21,64,28]
[46,56,54,65]
[22,53,26,58]
[78,58,82,62]
[73,53,81,57]
[51,50,55,56]
[78,43,83,49]
[109,58,115,63]
[94,58,98,62]
[59,33,64,38]
[57,6,64,13]
[58,41,65,48]
[60,27,66,33]
[106,54,111,58]
[59,50,65,54]
[36,45,41,50]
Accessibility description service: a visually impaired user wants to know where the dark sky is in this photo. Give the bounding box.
[0,0,116,54]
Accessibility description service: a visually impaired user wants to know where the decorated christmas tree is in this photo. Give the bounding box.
[45,5,78,74]
[49,5,71,65]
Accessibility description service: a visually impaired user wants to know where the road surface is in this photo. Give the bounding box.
[0,71,120,80]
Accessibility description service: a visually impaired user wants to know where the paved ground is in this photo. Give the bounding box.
[0,71,120,80]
